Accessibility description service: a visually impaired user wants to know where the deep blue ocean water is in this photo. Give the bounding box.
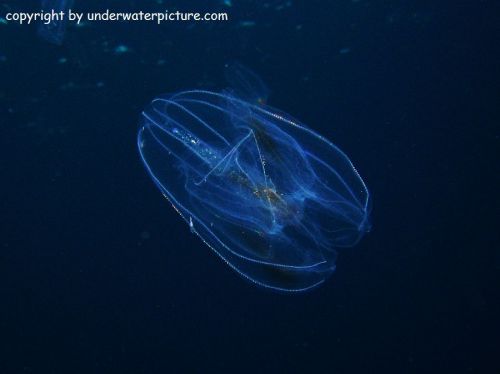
[0,0,498,372]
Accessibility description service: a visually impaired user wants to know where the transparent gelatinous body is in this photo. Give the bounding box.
[138,87,371,292]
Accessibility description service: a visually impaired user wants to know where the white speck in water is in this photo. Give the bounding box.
[114,44,131,54]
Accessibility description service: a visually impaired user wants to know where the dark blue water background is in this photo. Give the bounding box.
[0,0,497,372]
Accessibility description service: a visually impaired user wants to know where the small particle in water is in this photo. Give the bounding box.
[275,1,293,11]
[140,231,151,240]
[238,21,256,28]
[75,21,89,28]
[59,81,77,91]
[58,57,67,64]
[339,47,351,54]
[223,0,232,6]
[114,44,131,54]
